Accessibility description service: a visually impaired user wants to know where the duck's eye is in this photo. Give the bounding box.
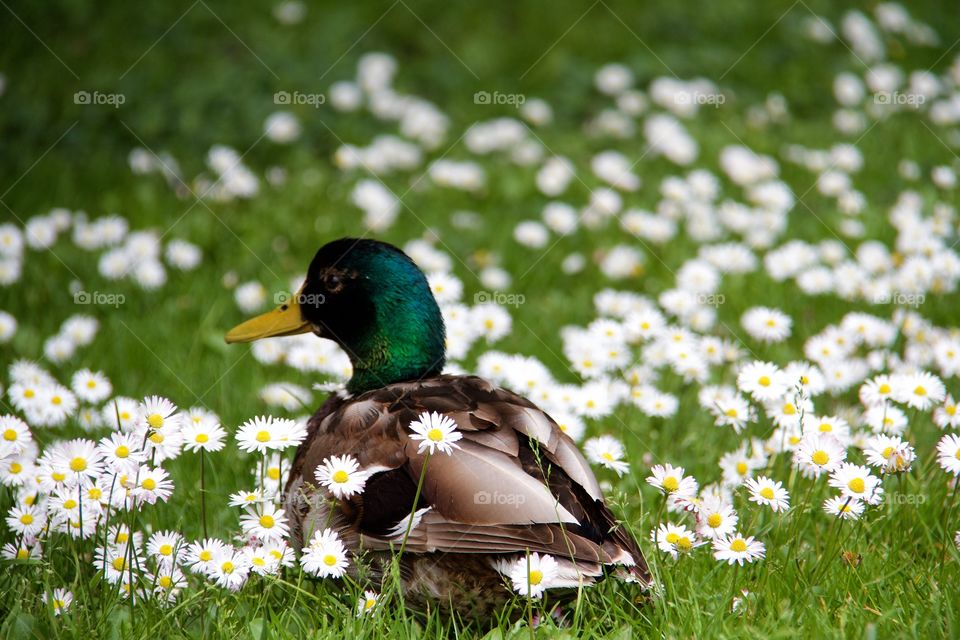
[324,274,343,293]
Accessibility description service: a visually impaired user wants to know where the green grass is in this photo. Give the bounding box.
[1,0,960,637]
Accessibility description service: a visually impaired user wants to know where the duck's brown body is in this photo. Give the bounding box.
[283,374,649,614]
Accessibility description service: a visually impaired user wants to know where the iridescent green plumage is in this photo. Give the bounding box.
[296,239,446,394]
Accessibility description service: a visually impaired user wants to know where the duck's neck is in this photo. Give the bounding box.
[343,293,446,395]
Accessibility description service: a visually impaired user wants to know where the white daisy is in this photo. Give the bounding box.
[712,532,765,565]
[239,503,290,543]
[300,528,349,578]
[508,552,559,599]
[584,435,630,476]
[314,455,374,499]
[407,411,462,456]
[744,476,790,512]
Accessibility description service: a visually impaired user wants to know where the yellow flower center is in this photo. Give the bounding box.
[730,539,747,553]
[760,487,775,500]
[142,478,157,491]
[52,471,66,482]
[665,532,680,544]
[427,428,444,442]
[16,549,28,560]
[811,450,829,466]
[195,433,209,443]
[112,557,126,571]
[882,446,894,458]
[914,386,927,397]
[661,476,679,492]
[149,433,164,444]
[267,467,280,480]
[707,513,722,528]
[725,408,738,418]
[2,429,16,441]
[63,499,77,509]
[799,375,810,385]
[332,470,349,484]
[323,554,337,566]
[115,445,130,458]
[529,569,544,585]
[848,478,865,493]
[24,389,35,398]
[147,413,164,428]
[70,457,87,472]
[51,396,62,406]
[199,550,212,562]
[86,380,97,389]
[259,515,275,528]
[736,462,748,475]
[676,537,692,551]
[88,487,102,500]
[947,405,957,416]
[159,544,173,556]
[120,411,131,420]
[364,598,377,610]
[116,532,129,543]
[879,383,891,394]
[783,404,796,415]
[53,599,65,609]
[19,514,34,525]
[221,561,234,574]
[252,557,265,567]
[159,576,173,589]
[758,376,771,387]
[256,431,271,443]
[10,462,22,474]
[818,423,832,432]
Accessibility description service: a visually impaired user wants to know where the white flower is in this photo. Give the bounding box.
[585,435,630,476]
[795,433,847,478]
[42,588,73,615]
[741,307,792,343]
[263,111,301,143]
[828,463,883,505]
[937,433,960,476]
[647,463,698,498]
[356,590,380,616]
[314,455,373,499]
[651,522,701,558]
[300,528,349,578]
[236,415,305,453]
[712,532,765,565]
[823,495,864,520]
[407,412,462,456]
[239,503,290,543]
[744,476,790,512]
[508,552,558,599]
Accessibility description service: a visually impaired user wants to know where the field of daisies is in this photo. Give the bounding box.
[3,1,960,637]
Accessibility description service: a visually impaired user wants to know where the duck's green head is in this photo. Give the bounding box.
[226,238,446,394]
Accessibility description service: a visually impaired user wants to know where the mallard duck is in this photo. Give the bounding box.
[226,238,648,614]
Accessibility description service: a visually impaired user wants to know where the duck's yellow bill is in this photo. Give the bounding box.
[225,298,312,343]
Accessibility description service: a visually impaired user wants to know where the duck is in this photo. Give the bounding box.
[225,238,649,615]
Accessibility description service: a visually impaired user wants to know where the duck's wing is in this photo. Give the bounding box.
[287,375,648,584]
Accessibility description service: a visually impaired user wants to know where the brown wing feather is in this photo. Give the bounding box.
[284,375,648,583]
